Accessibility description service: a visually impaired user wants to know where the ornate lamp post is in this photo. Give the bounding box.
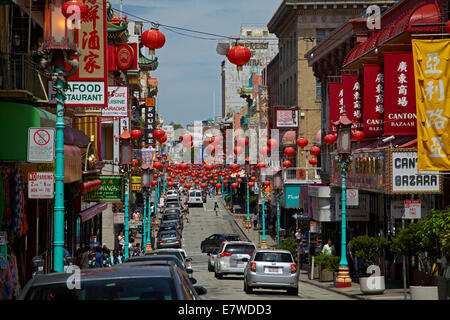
[40,0,80,272]
[245,161,252,231]
[141,163,151,252]
[273,173,283,246]
[119,128,132,259]
[333,112,353,288]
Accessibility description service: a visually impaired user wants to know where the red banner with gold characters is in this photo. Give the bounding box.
[384,52,417,136]
[328,81,343,134]
[412,39,450,171]
[362,65,383,138]
[342,74,363,130]
[67,0,108,107]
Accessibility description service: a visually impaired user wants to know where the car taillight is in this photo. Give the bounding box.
[291,264,297,274]
[220,252,232,257]
[221,240,226,243]
[211,256,215,261]
[176,238,180,241]
[250,263,256,272]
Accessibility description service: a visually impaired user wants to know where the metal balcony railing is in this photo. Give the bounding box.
[0,52,48,102]
[283,167,322,183]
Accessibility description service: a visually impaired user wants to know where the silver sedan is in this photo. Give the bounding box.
[243,249,299,295]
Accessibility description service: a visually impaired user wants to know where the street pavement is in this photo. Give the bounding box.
[179,194,354,300]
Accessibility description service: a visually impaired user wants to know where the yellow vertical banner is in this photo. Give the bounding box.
[412,39,450,171]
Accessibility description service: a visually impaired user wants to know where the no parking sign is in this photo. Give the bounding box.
[27,128,55,163]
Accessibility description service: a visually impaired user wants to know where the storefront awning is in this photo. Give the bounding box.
[79,203,108,223]
[64,126,89,148]
[64,145,82,183]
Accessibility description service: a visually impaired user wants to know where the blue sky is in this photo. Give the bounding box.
[109,0,281,126]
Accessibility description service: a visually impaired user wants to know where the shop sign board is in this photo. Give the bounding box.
[334,193,370,221]
[48,81,106,106]
[285,185,301,208]
[388,149,441,194]
[27,127,55,163]
[131,176,141,191]
[83,175,124,202]
[113,212,124,224]
[390,200,427,219]
[275,107,298,128]
[102,86,128,117]
[28,172,54,199]
[404,200,421,219]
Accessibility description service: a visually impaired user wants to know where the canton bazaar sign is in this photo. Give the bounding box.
[388,149,441,194]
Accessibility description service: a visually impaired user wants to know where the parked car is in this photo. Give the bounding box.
[166,190,178,198]
[165,195,180,203]
[19,265,206,300]
[207,248,220,272]
[161,213,183,231]
[157,230,182,249]
[122,254,192,275]
[153,248,193,275]
[165,202,182,210]
[243,249,298,295]
[187,189,203,207]
[201,233,241,253]
[157,223,178,237]
[214,241,256,279]
[145,250,191,274]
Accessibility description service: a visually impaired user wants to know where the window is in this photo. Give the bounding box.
[316,29,326,45]
[316,79,322,100]
[254,252,293,262]
[224,244,256,254]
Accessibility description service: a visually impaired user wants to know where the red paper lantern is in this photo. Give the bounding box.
[230,163,240,171]
[232,182,239,189]
[296,137,308,149]
[227,45,251,71]
[153,130,165,140]
[223,180,229,185]
[352,130,365,142]
[324,134,337,145]
[130,129,142,140]
[62,0,88,20]
[167,181,174,188]
[237,178,243,184]
[185,183,192,189]
[250,176,257,182]
[284,147,296,157]
[200,183,207,189]
[215,183,222,189]
[309,158,318,166]
[248,182,255,188]
[282,160,292,168]
[310,146,321,156]
[142,28,166,55]
[267,198,271,202]
[446,20,450,35]
[263,181,271,187]
[257,162,266,169]
[153,161,163,169]
[207,144,215,153]
[158,135,167,143]
[151,180,158,187]
[132,159,139,166]
[205,164,214,171]
[259,146,271,156]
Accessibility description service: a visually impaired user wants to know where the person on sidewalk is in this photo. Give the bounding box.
[322,239,335,255]
[295,228,302,243]
[253,213,258,229]
[214,201,219,216]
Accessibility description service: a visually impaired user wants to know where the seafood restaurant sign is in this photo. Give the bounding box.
[47,0,107,107]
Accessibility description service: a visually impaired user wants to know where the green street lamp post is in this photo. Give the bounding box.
[333,112,353,288]
[274,173,283,247]
[40,0,80,271]
[119,128,132,260]
[141,163,151,252]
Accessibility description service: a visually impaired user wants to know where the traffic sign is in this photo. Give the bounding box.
[292,213,309,220]
[28,172,54,199]
[28,127,55,163]
[404,200,421,219]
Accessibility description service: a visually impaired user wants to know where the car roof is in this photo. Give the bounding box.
[223,241,255,246]
[28,266,175,286]
[253,249,292,254]
[125,255,182,263]
[159,230,178,234]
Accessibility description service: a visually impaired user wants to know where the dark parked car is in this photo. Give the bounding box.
[161,213,183,231]
[145,249,192,274]
[122,254,192,275]
[157,223,178,236]
[201,233,241,253]
[157,230,182,249]
[19,265,206,300]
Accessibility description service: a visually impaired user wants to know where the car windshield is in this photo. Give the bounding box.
[195,192,202,197]
[151,251,184,261]
[161,232,177,239]
[254,252,293,263]
[224,245,255,254]
[25,278,177,300]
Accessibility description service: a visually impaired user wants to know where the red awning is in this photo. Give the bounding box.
[343,2,441,67]
[79,203,108,223]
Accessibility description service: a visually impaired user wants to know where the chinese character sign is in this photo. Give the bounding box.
[384,52,417,135]
[328,81,344,134]
[343,74,363,130]
[144,106,156,145]
[363,65,383,138]
[412,39,450,171]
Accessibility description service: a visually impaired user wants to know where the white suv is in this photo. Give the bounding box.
[187,189,203,207]
[214,241,256,279]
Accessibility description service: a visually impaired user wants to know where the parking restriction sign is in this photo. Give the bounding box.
[28,127,55,163]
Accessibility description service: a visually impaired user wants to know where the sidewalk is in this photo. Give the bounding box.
[219,196,409,300]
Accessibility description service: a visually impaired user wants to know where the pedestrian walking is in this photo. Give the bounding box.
[253,213,258,229]
[295,228,302,243]
[118,231,125,251]
[297,244,305,270]
[184,203,190,223]
[347,237,355,279]
[214,201,219,216]
[322,239,335,255]
[94,247,103,268]
[80,243,90,270]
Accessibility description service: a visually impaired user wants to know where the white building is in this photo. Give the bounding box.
[217,25,278,119]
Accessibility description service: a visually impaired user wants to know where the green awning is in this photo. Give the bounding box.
[0,101,56,161]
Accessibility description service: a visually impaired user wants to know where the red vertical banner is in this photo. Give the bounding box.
[328,81,344,134]
[363,65,384,138]
[342,74,363,130]
[384,52,417,135]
